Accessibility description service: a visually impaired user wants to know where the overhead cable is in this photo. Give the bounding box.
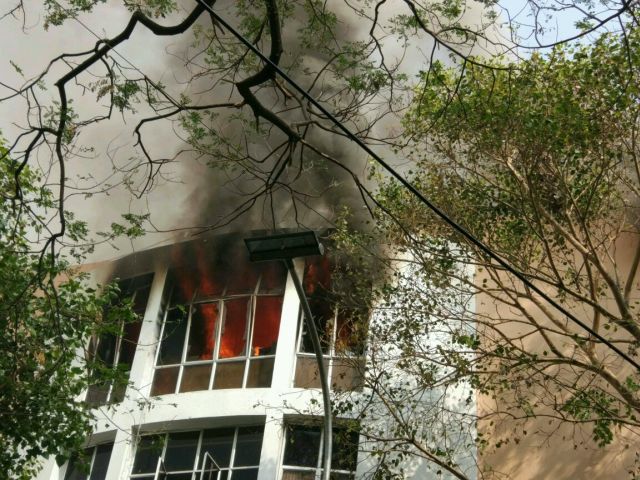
[195,0,640,372]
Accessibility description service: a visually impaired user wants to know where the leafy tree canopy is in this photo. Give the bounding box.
[0,138,137,478]
[332,24,640,479]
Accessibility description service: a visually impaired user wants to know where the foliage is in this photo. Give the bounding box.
[333,27,640,479]
[2,0,640,478]
[0,140,136,478]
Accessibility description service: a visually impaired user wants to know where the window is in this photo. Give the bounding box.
[130,426,264,480]
[294,257,366,391]
[86,273,154,405]
[281,424,359,480]
[151,254,286,396]
[64,443,114,480]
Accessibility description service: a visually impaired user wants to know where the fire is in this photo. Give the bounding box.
[252,296,283,356]
[303,256,331,295]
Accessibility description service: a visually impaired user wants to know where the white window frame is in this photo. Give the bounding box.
[279,423,358,480]
[86,274,153,404]
[129,426,264,480]
[152,272,284,395]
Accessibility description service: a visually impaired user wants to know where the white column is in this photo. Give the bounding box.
[258,260,303,480]
[127,263,169,399]
[104,429,135,480]
[270,259,303,390]
[33,459,58,480]
[104,262,168,480]
[258,410,285,480]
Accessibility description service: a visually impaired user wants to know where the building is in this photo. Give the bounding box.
[33,226,637,480]
[35,231,368,480]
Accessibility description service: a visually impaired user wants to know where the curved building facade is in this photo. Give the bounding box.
[36,232,364,480]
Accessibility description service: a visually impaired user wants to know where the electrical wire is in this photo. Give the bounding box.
[45,7,334,476]
[195,0,640,372]
[47,0,640,371]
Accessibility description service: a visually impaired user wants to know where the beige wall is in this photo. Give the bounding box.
[476,233,640,479]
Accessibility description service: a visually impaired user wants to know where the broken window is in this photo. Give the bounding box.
[294,257,367,391]
[86,273,154,405]
[281,424,359,480]
[64,442,114,480]
[151,255,286,396]
[130,426,264,480]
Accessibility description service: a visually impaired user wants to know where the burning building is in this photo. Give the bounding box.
[35,231,371,480]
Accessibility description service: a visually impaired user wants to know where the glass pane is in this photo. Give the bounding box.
[133,284,152,313]
[187,303,218,361]
[258,262,287,293]
[95,333,118,368]
[303,256,331,295]
[63,450,90,480]
[330,360,363,392]
[110,382,127,403]
[245,358,274,388]
[165,431,200,471]
[85,383,109,405]
[180,364,212,393]
[200,428,234,468]
[88,443,113,480]
[230,468,258,480]
[332,428,359,471]
[118,318,142,368]
[251,296,282,356]
[301,257,334,354]
[329,473,355,480]
[284,425,321,467]
[294,357,329,389]
[225,253,259,295]
[128,272,154,291]
[195,250,226,300]
[170,272,197,305]
[213,362,244,389]
[335,307,367,356]
[300,304,333,354]
[132,436,164,474]
[158,308,188,365]
[151,367,179,396]
[218,299,248,358]
[234,426,264,467]
[282,471,315,480]
[166,474,194,480]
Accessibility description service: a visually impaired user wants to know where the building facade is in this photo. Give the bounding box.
[36,232,366,480]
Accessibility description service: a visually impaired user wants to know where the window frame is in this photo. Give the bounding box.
[85,273,153,405]
[151,272,284,396]
[130,426,264,480]
[279,423,359,480]
[64,442,114,480]
[293,306,365,391]
[292,256,367,392]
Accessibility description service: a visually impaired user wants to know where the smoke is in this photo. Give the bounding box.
[165,0,498,238]
[0,0,497,262]
[161,2,379,237]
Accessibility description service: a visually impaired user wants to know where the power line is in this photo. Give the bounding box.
[49,0,640,371]
[195,0,640,372]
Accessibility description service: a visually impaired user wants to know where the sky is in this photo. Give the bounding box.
[0,0,622,262]
[0,1,208,260]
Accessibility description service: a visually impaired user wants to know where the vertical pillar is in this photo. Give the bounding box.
[104,262,168,480]
[270,259,302,390]
[258,260,303,480]
[127,262,168,399]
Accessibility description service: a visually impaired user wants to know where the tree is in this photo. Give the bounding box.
[2,0,640,478]
[0,138,139,478]
[331,23,640,479]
